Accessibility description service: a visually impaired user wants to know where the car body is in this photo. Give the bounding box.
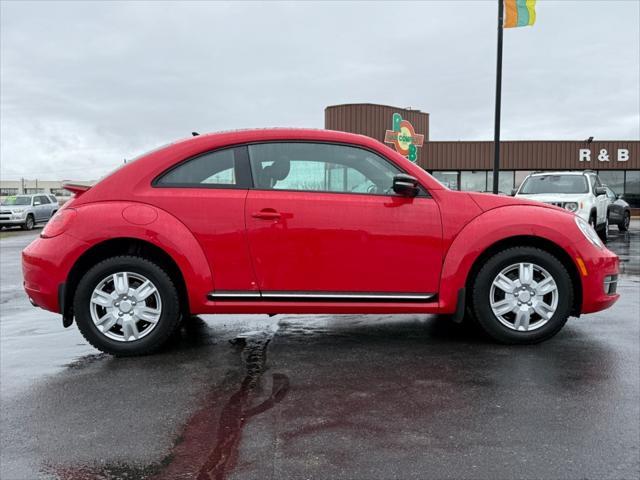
[22,129,620,355]
[514,171,609,238]
[0,194,58,230]
[604,186,631,231]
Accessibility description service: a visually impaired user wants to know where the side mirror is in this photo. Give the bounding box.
[392,174,420,197]
[595,186,606,196]
[616,194,623,200]
[33,200,41,206]
[510,188,518,196]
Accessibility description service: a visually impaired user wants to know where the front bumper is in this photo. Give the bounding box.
[0,217,27,226]
[575,240,620,314]
[22,233,89,313]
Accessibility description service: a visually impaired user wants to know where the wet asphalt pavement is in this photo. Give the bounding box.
[1,224,639,479]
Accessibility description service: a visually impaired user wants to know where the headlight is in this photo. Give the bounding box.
[575,216,604,249]
[564,202,578,212]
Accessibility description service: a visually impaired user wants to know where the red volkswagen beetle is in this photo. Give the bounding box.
[22,129,619,355]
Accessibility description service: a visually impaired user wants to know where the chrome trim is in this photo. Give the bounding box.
[208,291,435,301]
[262,292,434,300]
[208,291,261,299]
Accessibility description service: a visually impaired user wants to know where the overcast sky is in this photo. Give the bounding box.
[1,0,639,181]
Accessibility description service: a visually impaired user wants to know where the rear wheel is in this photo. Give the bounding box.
[73,255,181,356]
[471,247,573,344]
[619,211,630,232]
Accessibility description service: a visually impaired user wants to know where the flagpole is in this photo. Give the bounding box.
[492,0,504,194]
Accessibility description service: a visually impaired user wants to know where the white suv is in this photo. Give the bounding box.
[514,171,609,240]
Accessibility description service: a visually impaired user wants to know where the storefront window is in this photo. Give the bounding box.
[487,170,515,194]
[598,171,625,194]
[625,170,640,208]
[460,171,487,192]
[431,171,459,190]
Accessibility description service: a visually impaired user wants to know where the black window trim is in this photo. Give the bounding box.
[244,140,430,198]
[151,140,430,198]
[152,145,252,189]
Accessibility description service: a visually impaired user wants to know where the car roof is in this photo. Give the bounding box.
[529,171,593,177]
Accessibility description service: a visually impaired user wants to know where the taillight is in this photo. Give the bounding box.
[41,208,77,238]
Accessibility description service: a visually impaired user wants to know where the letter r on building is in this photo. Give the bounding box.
[579,149,591,162]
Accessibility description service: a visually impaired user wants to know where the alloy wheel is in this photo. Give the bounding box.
[89,271,162,342]
[489,262,559,332]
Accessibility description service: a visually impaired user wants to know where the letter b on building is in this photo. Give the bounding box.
[618,149,629,162]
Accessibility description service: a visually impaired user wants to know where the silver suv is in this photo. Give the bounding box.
[0,194,59,230]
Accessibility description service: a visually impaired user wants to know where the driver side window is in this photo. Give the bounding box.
[247,142,401,195]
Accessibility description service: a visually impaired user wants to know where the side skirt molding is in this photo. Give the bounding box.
[208,291,436,302]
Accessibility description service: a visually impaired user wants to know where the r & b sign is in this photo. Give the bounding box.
[579,148,630,162]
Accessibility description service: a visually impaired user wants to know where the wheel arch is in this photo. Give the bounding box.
[464,235,582,316]
[438,206,584,316]
[64,237,190,325]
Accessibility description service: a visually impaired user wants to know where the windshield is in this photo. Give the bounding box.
[1,196,31,206]
[519,175,588,194]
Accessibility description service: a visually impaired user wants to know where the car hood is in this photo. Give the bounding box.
[466,191,567,213]
[515,193,587,204]
[0,206,28,212]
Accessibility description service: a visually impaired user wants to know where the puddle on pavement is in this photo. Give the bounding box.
[38,320,287,480]
[153,329,289,480]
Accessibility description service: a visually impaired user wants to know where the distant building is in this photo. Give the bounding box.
[0,179,76,200]
[325,103,640,209]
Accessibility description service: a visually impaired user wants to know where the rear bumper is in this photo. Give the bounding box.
[22,233,88,313]
[577,242,620,314]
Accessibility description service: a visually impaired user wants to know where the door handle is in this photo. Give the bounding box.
[252,209,281,220]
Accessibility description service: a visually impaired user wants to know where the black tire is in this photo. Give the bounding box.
[22,215,35,230]
[470,247,573,344]
[598,216,609,242]
[73,255,181,356]
[618,211,630,232]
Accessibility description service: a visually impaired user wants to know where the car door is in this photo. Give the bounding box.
[39,195,53,219]
[48,195,59,214]
[144,146,257,293]
[588,175,606,225]
[33,196,46,221]
[593,176,609,225]
[244,142,442,298]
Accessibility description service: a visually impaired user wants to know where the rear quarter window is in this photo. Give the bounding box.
[154,147,250,188]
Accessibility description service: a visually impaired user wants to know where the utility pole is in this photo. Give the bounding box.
[492,0,504,194]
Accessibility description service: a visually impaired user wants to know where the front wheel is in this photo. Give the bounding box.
[619,212,630,232]
[22,215,35,231]
[598,217,609,242]
[470,247,573,344]
[73,256,181,356]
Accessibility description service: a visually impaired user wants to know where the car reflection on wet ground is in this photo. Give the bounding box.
[1,223,638,480]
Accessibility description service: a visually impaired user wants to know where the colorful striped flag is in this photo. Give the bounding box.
[504,0,536,28]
